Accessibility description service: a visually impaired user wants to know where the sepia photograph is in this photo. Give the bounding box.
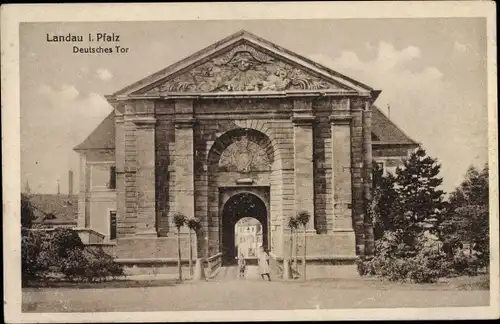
[2,2,498,322]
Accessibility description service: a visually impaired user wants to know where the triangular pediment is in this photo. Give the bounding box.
[138,42,352,94]
[111,30,377,98]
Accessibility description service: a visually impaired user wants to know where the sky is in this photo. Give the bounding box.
[19,18,488,195]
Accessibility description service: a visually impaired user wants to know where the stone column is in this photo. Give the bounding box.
[330,115,354,230]
[292,99,316,232]
[174,100,195,233]
[115,116,126,237]
[77,154,87,228]
[363,104,375,256]
[329,113,357,257]
[133,116,157,237]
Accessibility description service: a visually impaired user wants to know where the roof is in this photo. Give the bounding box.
[107,29,379,99]
[29,194,78,225]
[74,111,115,151]
[372,106,419,145]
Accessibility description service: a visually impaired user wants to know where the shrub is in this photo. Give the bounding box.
[452,251,479,276]
[407,252,453,283]
[82,247,125,281]
[59,246,124,282]
[356,258,368,276]
[357,230,454,283]
[21,230,50,280]
[22,228,124,283]
[50,228,85,258]
[59,248,88,281]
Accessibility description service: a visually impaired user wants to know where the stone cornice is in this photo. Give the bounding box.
[174,117,196,128]
[131,117,156,129]
[112,90,363,101]
[292,115,316,125]
[329,115,352,125]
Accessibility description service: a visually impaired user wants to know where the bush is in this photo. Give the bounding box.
[357,231,454,283]
[59,246,124,282]
[21,230,50,280]
[50,228,85,258]
[22,228,124,283]
[407,252,453,283]
[452,251,479,276]
[59,248,88,281]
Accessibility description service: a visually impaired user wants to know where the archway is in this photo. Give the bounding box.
[221,192,268,265]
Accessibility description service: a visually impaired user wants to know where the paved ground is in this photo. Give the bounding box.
[22,266,490,313]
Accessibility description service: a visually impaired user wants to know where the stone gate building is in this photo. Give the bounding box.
[74,30,418,264]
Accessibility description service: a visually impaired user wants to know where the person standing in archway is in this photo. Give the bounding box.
[238,253,247,279]
[258,246,271,281]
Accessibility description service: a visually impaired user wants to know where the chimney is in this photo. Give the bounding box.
[387,104,391,119]
[57,180,60,195]
[68,170,74,195]
[24,179,31,194]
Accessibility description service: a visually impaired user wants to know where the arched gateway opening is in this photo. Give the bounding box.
[221,192,268,265]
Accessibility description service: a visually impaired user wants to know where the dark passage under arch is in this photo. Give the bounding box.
[221,192,268,265]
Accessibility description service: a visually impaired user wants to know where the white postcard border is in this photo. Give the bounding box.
[2,2,498,322]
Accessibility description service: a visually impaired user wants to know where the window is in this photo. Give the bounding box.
[109,211,117,240]
[108,166,116,189]
[373,161,385,181]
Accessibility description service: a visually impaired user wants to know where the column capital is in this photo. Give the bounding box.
[292,115,316,125]
[132,117,156,128]
[329,114,352,125]
[174,117,196,128]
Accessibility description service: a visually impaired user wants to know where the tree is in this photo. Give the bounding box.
[186,217,201,278]
[173,212,186,281]
[390,147,446,250]
[21,193,36,228]
[449,164,489,207]
[441,164,489,266]
[296,211,310,281]
[287,216,299,273]
[359,148,458,283]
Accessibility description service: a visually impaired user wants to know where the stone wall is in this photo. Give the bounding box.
[88,191,116,237]
[115,235,196,259]
[112,96,379,260]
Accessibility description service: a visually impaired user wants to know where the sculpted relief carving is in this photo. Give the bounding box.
[219,136,271,173]
[144,44,344,93]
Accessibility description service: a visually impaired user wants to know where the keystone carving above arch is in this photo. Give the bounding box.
[219,136,271,173]
[207,127,277,172]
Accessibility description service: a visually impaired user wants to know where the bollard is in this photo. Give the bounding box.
[193,258,207,281]
[283,259,292,280]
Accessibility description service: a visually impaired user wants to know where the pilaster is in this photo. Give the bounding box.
[77,153,87,228]
[133,116,157,237]
[363,103,375,256]
[115,117,126,237]
[350,102,366,255]
[329,112,356,256]
[329,114,354,230]
[292,99,316,232]
[174,100,196,234]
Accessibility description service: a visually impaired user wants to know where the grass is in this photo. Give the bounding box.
[450,274,490,291]
[23,278,180,289]
[282,274,490,291]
